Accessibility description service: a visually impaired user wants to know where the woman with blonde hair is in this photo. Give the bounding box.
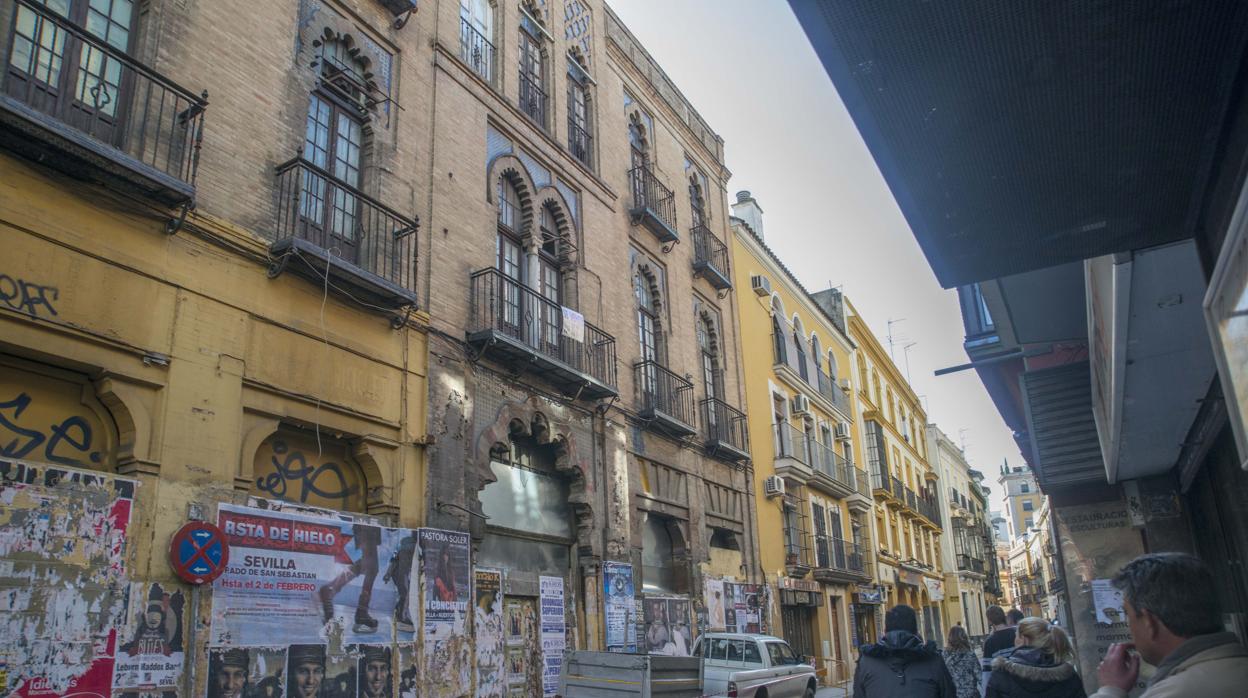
[986,617,1085,698]
[942,625,980,698]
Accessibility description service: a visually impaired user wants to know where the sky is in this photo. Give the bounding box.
[610,0,1017,514]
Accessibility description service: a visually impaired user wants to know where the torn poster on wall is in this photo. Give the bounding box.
[112,582,185,692]
[420,528,470,697]
[0,458,137,698]
[474,568,504,698]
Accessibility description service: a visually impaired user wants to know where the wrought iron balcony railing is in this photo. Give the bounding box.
[628,165,678,243]
[519,70,546,129]
[891,476,906,501]
[635,360,695,435]
[814,536,870,577]
[1,0,207,205]
[459,18,495,85]
[691,224,731,290]
[467,268,617,398]
[701,397,749,462]
[272,157,418,307]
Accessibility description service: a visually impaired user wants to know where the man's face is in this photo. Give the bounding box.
[145,610,162,629]
[1123,599,1161,665]
[216,666,246,698]
[364,659,390,697]
[294,662,324,698]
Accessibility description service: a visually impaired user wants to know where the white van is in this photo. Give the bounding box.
[692,633,817,698]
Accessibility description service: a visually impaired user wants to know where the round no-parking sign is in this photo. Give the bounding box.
[169,520,229,585]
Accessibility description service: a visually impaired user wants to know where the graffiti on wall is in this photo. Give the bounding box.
[252,433,365,512]
[0,458,137,698]
[0,273,59,318]
[0,364,114,469]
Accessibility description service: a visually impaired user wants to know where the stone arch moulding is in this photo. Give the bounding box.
[533,185,579,267]
[486,153,539,235]
[473,396,597,556]
[235,410,399,515]
[93,374,160,477]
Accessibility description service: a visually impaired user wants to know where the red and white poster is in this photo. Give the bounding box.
[0,459,136,698]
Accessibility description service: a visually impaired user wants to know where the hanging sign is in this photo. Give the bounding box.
[169,520,229,584]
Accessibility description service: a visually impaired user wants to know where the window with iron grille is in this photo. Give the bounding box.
[518,15,546,129]
[567,58,592,167]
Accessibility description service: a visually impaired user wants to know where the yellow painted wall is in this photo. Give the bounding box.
[0,153,430,589]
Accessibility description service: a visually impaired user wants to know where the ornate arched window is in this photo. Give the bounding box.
[300,35,374,262]
[771,297,787,365]
[810,334,823,377]
[792,317,808,381]
[478,432,573,577]
[635,267,663,366]
[697,313,721,402]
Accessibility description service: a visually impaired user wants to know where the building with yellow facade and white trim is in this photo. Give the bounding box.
[847,300,949,646]
[729,192,875,686]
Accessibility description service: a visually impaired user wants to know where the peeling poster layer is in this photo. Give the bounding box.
[0,458,137,698]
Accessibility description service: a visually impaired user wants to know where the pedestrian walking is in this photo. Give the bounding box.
[986,617,1084,698]
[1092,553,1248,698]
[853,604,957,697]
[941,626,980,698]
[980,606,1018,694]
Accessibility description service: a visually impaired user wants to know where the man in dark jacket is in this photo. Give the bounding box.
[853,604,957,697]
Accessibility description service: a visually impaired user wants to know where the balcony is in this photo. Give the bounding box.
[467,268,617,399]
[1048,577,1065,594]
[635,360,696,437]
[518,70,546,130]
[956,553,986,575]
[807,438,858,499]
[691,224,731,290]
[271,158,418,309]
[0,0,207,207]
[700,397,750,463]
[628,165,678,244]
[813,536,873,584]
[815,369,852,416]
[870,469,898,502]
[773,422,811,479]
[459,18,495,85]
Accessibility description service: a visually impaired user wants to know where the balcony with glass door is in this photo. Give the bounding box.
[813,535,873,584]
[691,223,731,290]
[467,268,618,400]
[772,422,812,479]
[628,165,678,243]
[634,360,696,437]
[1,0,208,207]
[700,397,749,463]
[807,438,858,499]
[272,158,419,309]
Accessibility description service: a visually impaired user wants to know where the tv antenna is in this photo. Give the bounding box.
[887,318,907,360]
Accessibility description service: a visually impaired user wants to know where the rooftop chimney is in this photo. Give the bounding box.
[732,190,764,239]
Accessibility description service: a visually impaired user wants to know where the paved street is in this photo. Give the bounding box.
[815,686,849,698]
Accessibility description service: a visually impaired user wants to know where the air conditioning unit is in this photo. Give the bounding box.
[751,274,772,296]
[764,475,786,498]
[791,394,811,415]
[834,422,852,441]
